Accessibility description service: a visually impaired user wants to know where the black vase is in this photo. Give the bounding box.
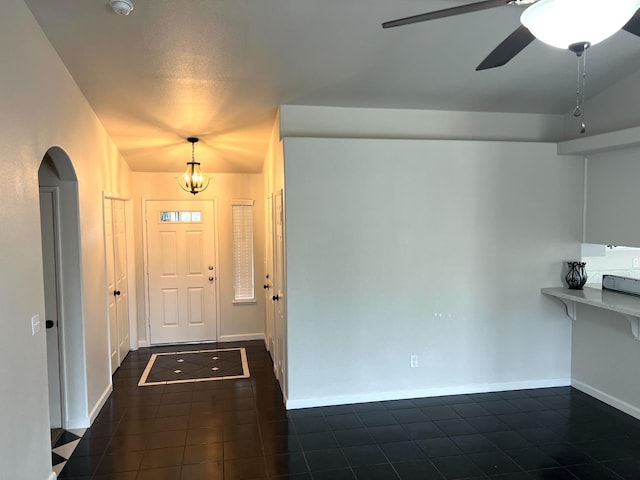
[565,261,587,290]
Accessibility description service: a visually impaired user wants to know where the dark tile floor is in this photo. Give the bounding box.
[57,340,640,479]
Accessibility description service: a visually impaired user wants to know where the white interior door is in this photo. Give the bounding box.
[113,200,130,363]
[105,198,131,373]
[146,200,217,344]
[274,191,286,387]
[40,188,63,428]
[264,194,275,354]
[105,199,118,373]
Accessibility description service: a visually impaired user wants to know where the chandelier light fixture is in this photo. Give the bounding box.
[521,0,640,51]
[178,137,210,195]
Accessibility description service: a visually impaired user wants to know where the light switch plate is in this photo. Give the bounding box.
[31,314,40,335]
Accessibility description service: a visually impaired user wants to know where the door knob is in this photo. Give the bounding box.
[263,284,270,289]
[114,290,121,296]
[272,294,280,301]
[209,276,215,282]
[45,320,55,329]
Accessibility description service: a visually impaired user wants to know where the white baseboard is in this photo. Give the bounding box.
[46,472,56,480]
[65,415,90,430]
[139,335,264,347]
[285,378,571,410]
[219,333,264,342]
[572,379,640,420]
[65,419,90,429]
[88,383,113,425]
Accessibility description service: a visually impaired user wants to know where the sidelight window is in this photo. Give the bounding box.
[232,200,255,303]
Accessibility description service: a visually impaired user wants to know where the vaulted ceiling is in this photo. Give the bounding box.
[23,0,640,173]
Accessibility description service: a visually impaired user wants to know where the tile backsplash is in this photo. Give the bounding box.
[581,244,640,287]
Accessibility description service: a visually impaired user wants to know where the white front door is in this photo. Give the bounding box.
[40,188,63,428]
[146,200,217,344]
[105,198,131,373]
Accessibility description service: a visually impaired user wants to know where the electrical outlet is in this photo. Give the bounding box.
[410,355,419,368]
[633,258,639,268]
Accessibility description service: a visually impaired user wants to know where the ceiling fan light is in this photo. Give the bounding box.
[521,0,640,49]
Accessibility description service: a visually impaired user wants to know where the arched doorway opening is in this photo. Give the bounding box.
[38,147,88,441]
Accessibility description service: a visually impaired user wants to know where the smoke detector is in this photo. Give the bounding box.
[110,0,134,16]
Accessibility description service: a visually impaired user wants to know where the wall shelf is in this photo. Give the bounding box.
[541,286,640,340]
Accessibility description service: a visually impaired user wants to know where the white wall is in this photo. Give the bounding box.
[0,1,131,478]
[131,172,265,344]
[264,109,284,196]
[284,137,583,408]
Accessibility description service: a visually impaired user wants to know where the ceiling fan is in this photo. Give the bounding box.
[382,0,640,71]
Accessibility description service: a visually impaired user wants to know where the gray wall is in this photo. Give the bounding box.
[557,60,640,418]
[572,305,640,417]
[283,137,584,408]
[562,67,640,139]
[573,145,640,417]
[585,147,640,248]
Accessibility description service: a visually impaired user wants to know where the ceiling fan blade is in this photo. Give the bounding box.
[382,0,512,29]
[622,8,640,36]
[476,25,536,70]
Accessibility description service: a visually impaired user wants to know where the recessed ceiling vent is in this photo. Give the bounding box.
[109,0,134,16]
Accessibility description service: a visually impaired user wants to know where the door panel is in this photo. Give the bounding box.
[40,189,63,428]
[147,200,217,344]
[186,232,203,274]
[160,232,178,275]
[187,287,205,325]
[162,289,179,326]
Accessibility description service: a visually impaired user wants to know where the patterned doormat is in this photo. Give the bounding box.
[138,347,250,386]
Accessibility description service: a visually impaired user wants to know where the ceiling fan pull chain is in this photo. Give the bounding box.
[572,48,587,134]
[580,48,587,134]
[573,56,582,118]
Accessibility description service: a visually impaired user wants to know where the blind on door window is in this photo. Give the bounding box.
[232,200,255,302]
